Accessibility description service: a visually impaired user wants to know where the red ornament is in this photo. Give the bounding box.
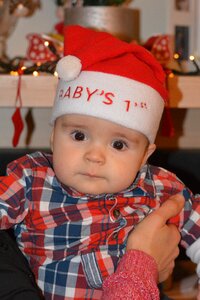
[143,35,171,66]
[26,33,58,63]
[12,107,24,147]
[55,22,64,36]
[12,70,24,147]
[143,35,174,138]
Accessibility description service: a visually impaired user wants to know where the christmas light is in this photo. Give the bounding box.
[189,55,200,73]
[44,41,49,47]
[33,71,39,76]
[10,71,19,76]
[173,53,183,72]
[168,73,175,79]
[173,53,180,60]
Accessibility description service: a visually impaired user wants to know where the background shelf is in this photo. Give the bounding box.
[0,74,200,108]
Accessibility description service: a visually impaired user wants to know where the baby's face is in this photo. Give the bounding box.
[50,114,155,195]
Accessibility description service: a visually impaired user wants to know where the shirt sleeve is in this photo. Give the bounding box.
[186,237,200,282]
[0,160,29,228]
[177,190,200,248]
[102,250,159,300]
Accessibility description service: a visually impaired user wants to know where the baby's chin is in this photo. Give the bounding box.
[67,179,130,196]
[69,184,112,197]
[72,186,128,197]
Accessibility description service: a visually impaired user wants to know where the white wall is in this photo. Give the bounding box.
[131,0,169,41]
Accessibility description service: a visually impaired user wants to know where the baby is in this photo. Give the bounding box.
[0,25,200,299]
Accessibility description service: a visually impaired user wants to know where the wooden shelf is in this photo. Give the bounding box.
[0,74,200,108]
[168,75,200,108]
[0,75,56,108]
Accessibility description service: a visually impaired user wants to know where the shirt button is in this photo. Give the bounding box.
[113,232,118,240]
[113,209,120,219]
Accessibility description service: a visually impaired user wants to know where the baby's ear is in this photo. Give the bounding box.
[147,143,156,159]
[142,143,156,166]
[50,129,54,152]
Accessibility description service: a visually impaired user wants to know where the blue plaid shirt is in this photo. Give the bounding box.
[0,151,199,299]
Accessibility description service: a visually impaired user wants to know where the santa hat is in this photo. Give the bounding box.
[51,25,168,143]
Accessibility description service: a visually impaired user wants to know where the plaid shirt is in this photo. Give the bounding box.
[0,151,200,300]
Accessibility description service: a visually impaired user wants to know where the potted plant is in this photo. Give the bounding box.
[56,1,130,6]
[57,0,140,42]
[83,0,129,5]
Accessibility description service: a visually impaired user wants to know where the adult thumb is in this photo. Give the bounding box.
[154,194,185,226]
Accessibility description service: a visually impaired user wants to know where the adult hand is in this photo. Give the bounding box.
[126,194,184,282]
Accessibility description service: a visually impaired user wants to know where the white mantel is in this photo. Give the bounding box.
[0,74,200,108]
[0,74,200,149]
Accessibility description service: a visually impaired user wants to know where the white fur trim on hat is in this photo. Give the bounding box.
[56,55,82,81]
[51,71,164,143]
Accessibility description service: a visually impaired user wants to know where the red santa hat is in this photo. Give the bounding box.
[51,25,168,143]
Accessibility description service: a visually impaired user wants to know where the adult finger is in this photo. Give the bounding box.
[147,194,185,227]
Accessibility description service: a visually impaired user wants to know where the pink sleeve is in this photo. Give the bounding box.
[102,250,159,300]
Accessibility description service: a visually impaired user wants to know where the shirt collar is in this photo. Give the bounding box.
[122,164,157,198]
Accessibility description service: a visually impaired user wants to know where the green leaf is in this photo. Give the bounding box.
[83,0,126,5]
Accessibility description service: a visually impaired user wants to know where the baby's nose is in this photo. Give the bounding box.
[84,144,106,164]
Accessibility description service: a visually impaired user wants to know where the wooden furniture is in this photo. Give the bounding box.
[0,74,200,108]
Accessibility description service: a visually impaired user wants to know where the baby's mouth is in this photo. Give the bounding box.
[81,172,103,179]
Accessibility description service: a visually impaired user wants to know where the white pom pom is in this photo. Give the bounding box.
[56,55,82,81]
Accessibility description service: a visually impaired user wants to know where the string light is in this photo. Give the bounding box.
[10,71,19,76]
[172,52,200,76]
[0,56,58,75]
[33,71,39,76]
[2,40,200,78]
[168,72,174,79]
[189,55,200,73]
[0,33,60,76]
[173,52,184,72]
[44,41,49,47]
[173,53,180,60]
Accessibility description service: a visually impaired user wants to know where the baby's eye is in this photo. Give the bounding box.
[71,130,86,141]
[112,140,127,150]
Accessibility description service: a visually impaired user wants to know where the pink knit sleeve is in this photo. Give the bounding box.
[102,250,159,300]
